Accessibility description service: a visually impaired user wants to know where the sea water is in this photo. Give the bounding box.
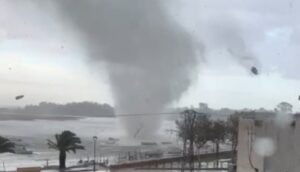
[0,117,177,171]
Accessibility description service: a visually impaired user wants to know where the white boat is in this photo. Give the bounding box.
[14,145,33,155]
[161,142,172,145]
[163,147,182,157]
[102,137,119,145]
[141,142,157,146]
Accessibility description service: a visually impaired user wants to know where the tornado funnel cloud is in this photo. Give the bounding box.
[54,0,200,139]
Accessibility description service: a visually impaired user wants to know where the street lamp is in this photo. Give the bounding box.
[93,136,98,172]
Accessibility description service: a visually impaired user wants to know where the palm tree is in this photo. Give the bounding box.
[0,136,15,153]
[47,130,84,169]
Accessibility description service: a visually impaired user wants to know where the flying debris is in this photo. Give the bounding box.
[251,66,259,75]
[133,124,144,138]
[15,95,24,100]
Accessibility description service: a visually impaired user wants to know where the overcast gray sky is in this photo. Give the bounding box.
[0,0,300,111]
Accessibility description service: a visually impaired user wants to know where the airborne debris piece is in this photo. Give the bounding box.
[15,95,24,100]
[133,124,144,138]
[251,66,259,75]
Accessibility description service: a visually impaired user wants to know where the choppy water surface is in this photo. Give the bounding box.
[0,117,177,171]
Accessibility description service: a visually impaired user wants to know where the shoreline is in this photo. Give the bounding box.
[0,113,116,121]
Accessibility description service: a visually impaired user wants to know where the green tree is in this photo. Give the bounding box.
[208,120,227,167]
[0,136,15,153]
[227,113,239,151]
[47,130,85,169]
[176,109,201,171]
[276,102,293,113]
[195,115,211,147]
[227,113,240,164]
[194,115,211,167]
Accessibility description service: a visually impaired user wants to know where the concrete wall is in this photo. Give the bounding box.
[260,119,299,172]
[237,116,300,172]
[237,119,264,172]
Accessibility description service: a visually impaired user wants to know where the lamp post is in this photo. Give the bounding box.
[93,136,98,172]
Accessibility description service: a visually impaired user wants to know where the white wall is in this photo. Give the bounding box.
[237,118,264,172]
[237,116,300,172]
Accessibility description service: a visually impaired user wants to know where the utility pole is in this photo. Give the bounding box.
[3,161,5,172]
[93,136,98,172]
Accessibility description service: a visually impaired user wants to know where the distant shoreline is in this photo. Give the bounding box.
[0,101,116,120]
[0,112,115,121]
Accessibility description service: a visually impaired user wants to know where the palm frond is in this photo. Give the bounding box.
[47,139,58,150]
[48,130,84,154]
[66,145,85,153]
[0,136,15,153]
